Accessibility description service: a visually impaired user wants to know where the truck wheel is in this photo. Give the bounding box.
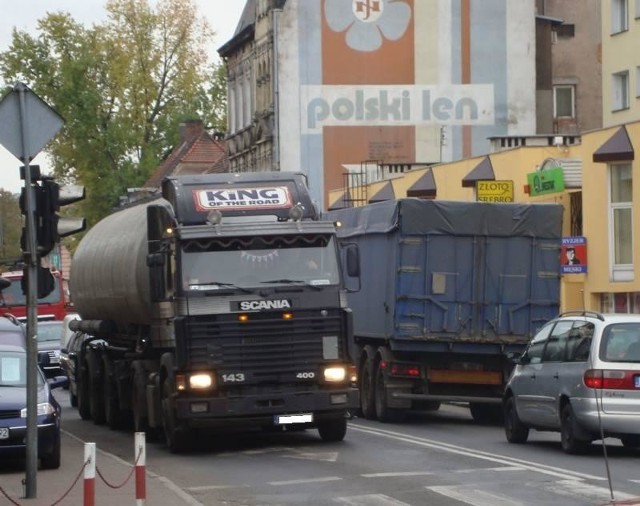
[374,365,404,423]
[469,403,503,425]
[504,396,529,444]
[103,356,123,430]
[161,380,190,453]
[359,351,376,420]
[77,359,92,420]
[87,349,106,425]
[317,417,347,442]
[131,362,149,433]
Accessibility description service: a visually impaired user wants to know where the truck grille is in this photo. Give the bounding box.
[186,310,342,379]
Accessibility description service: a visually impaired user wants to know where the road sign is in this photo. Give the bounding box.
[476,180,514,202]
[0,83,63,162]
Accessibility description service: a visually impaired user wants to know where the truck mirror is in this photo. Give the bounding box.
[345,245,360,277]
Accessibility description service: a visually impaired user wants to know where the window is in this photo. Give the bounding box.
[601,292,640,312]
[612,0,629,33]
[556,24,575,38]
[554,85,575,118]
[525,323,554,365]
[542,321,572,362]
[612,71,629,111]
[566,321,594,362]
[610,163,633,280]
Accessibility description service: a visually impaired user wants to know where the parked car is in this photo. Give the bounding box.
[503,311,640,454]
[58,313,80,385]
[0,342,64,468]
[0,314,26,347]
[62,330,104,415]
[36,320,64,379]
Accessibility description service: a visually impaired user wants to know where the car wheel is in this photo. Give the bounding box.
[560,403,589,454]
[40,437,61,470]
[504,396,529,444]
[621,435,640,448]
[317,417,347,442]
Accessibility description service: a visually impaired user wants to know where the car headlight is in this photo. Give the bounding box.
[323,366,347,382]
[189,373,214,389]
[20,403,55,418]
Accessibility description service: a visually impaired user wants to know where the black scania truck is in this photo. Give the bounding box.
[68,172,358,451]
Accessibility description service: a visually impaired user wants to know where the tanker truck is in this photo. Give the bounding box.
[326,199,562,424]
[68,172,358,452]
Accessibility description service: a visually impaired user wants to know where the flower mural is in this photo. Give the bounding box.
[324,0,412,52]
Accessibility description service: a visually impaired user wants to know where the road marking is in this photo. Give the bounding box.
[186,484,250,491]
[455,466,524,474]
[349,424,605,481]
[427,485,524,506]
[361,471,433,478]
[546,479,637,503]
[334,494,412,505]
[283,451,340,462]
[268,476,343,486]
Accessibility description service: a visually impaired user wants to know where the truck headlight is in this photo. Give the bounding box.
[323,366,346,382]
[189,373,214,389]
[21,403,55,418]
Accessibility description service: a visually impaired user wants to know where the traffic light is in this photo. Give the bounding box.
[34,177,86,257]
[19,170,86,258]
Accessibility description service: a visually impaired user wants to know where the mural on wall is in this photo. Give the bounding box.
[278,0,536,207]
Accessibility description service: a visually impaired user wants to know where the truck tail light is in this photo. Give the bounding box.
[380,360,421,378]
[584,369,638,390]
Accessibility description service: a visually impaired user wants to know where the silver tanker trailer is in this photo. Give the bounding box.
[68,172,359,452]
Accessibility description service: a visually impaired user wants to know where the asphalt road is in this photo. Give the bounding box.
[50,391,640,506]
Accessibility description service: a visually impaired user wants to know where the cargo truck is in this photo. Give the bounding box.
[326,199,562,423]
[68,172,358,451]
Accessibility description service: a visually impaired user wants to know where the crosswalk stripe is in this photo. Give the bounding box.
[427,485,525,506]
[334,494,412,505]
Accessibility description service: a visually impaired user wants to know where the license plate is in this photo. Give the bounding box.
[274,413,313,425]
[0,428,8,440]
[635,376,640,388]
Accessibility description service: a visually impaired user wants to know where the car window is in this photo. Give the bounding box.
[0,350,42,386]
[566,321,594,362]
[36,323,63,343]
[542,320,572,362]
[525,321,554,364]
[600,323,640,363]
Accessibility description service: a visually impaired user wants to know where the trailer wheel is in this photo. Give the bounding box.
[77,358,91,420]
[161,380,190,453]
[359,348,377,420]
[374,364,405,423]
[103,356,123,430]
[317,417,347,442]
[87,349,106,425]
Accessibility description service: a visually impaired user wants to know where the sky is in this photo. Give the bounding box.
[0,0,247,194]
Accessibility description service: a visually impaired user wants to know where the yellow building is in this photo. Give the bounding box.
[329,120,640,315]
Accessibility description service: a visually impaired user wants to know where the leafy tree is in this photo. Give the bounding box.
[0,0,227,226]
[0,190,22,266]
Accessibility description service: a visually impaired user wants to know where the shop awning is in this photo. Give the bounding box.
[327,191,351,211]
[406,169,436,198]
[462,157,495,188]
[593,126,633,163]
[368,181,395,203]
[592,126,634,163]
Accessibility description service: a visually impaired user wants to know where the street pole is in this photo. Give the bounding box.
[17,82,39,498]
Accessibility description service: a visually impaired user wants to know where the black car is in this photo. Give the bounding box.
[36,320,64,379]
[62,331,103,413]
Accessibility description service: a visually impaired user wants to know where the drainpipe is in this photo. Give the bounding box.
[272,8,282,171]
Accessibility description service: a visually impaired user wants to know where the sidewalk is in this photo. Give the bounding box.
[0,431,200,506]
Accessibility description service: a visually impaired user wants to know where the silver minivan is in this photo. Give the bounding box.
[503,311,640,454]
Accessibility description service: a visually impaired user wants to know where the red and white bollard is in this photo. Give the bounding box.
[83,442,96,506]
[135,432,146,506]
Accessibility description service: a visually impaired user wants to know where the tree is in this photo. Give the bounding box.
[0,190,22,266]
[0,0,227,226]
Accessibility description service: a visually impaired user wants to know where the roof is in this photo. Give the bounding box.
[144,120,228,189]
[462,157,495,187]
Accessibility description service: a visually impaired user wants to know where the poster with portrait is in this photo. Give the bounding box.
[561,236,587,274]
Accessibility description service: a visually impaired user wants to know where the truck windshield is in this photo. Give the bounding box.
[181,234,341,289]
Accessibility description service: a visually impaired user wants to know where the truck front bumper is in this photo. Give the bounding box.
[175,387,359,429]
